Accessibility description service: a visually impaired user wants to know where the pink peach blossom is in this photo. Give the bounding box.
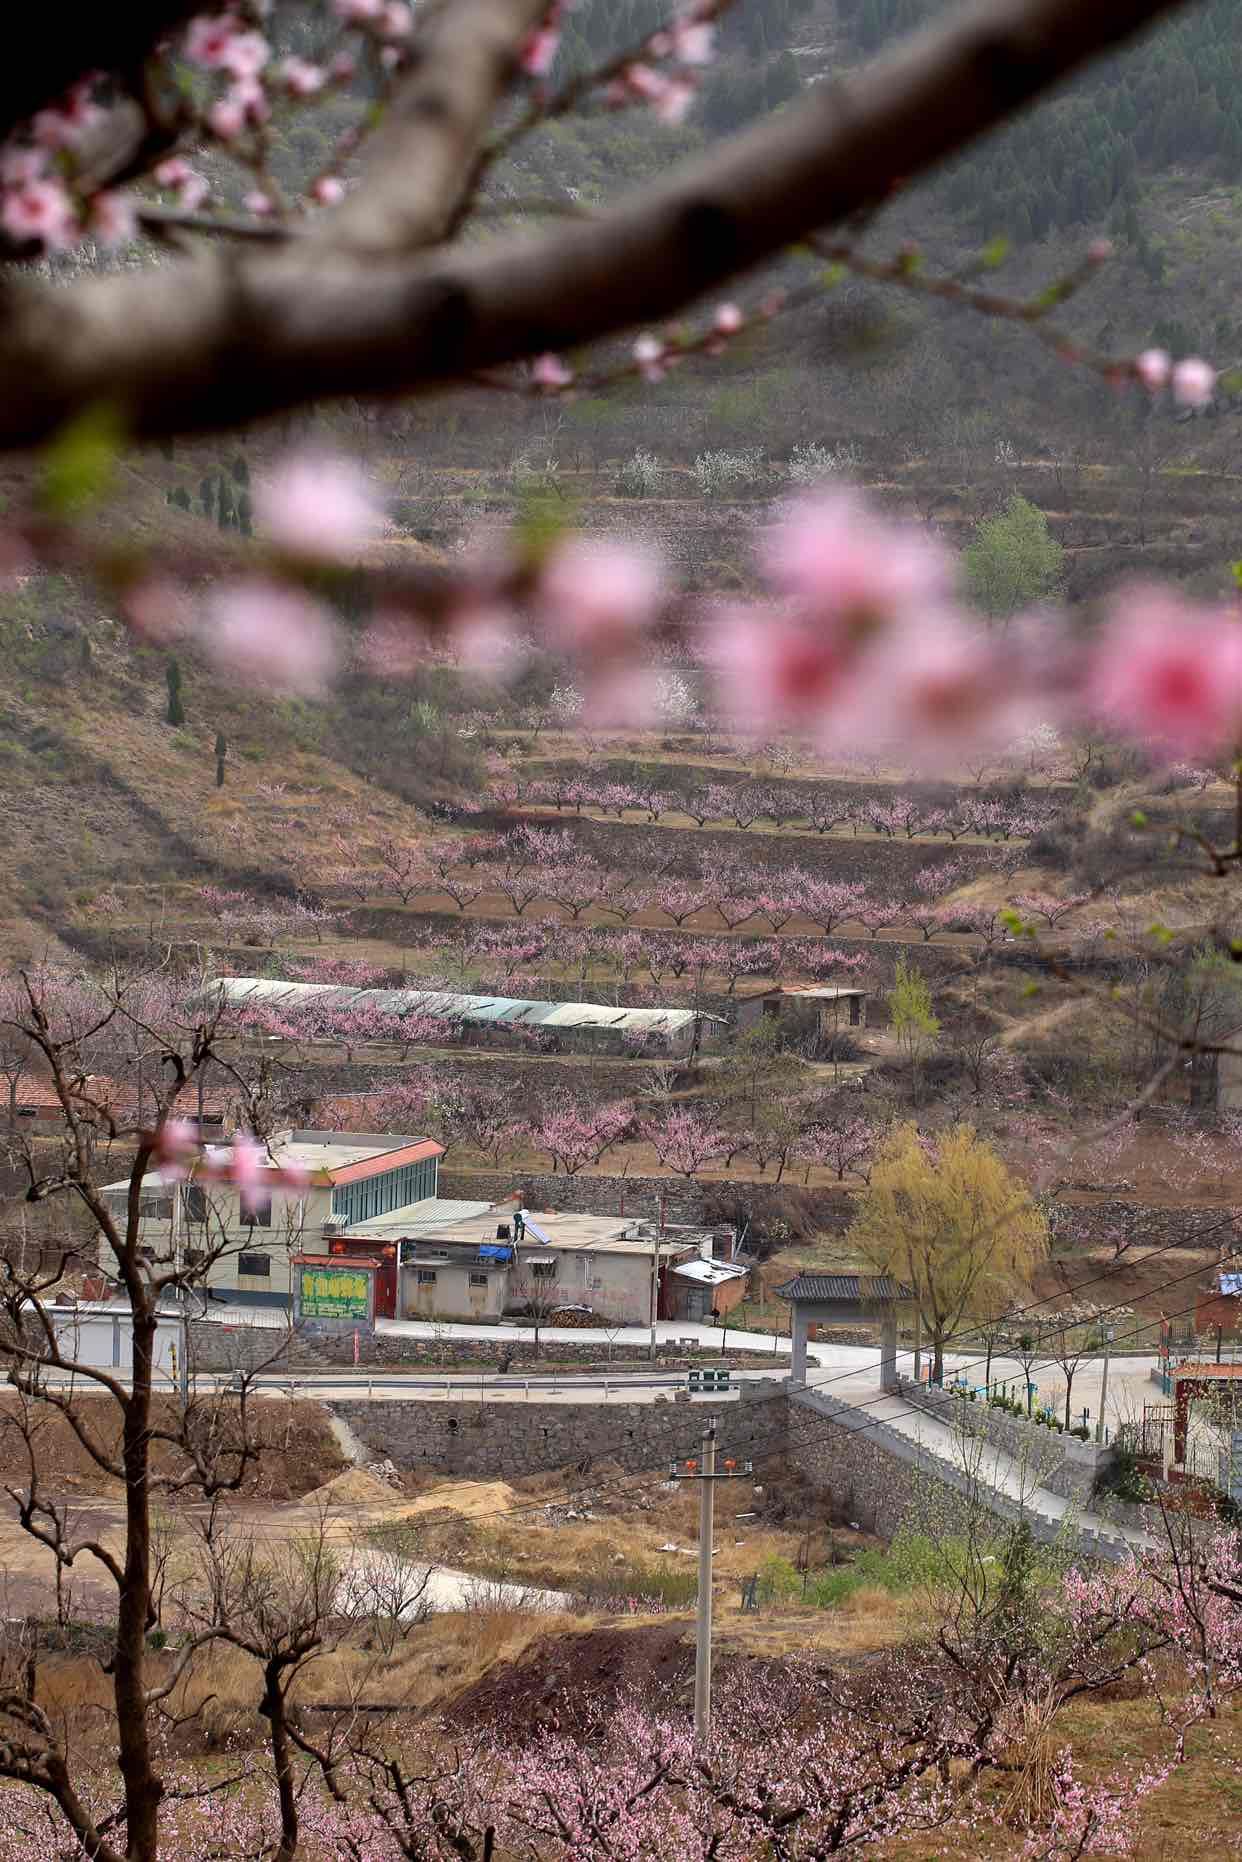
[333,0,383,17]
[279,55,325,94]
[671,18,715,63]
[520,26,561,75]
[633,332,666,382]
[120,577,192,644]
[207,94,247,139]
[254,450,382,560]
[710,601,848,735]
[243,189,273,216]
[378,1,413,36]
[312,175,346,206]
[152,1119,200,1180]
[539,538,664,658]
[714,302,743,334]
[0,147,47,186]
[1,178,77,249]
[1136,347,1171,391]
[1087,586,1242,751]
[185,14,244,66]
[201,580,340,695]
[532,352,573,390]
[1173,355,1216,407]
[89,190,137,246]
[762,488,954,644]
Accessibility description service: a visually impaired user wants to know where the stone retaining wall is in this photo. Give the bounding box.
[327,1378,784,1480]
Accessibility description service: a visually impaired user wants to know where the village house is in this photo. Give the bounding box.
[329,1196,747,1326]
[100,1129,748,1326]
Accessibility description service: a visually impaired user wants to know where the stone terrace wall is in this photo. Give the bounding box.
[328,1378,785,1479]
[1048,1198,1240,1252]
[504,814,997,887]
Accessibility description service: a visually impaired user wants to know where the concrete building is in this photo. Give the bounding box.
[342,1199,746,1326]
[215,977,720,1057]
[100,1130,447,1309]
[101,1128,746,1325]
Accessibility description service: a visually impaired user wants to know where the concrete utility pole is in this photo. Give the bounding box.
[672,1420,751,1743]
[695,1420,716,1743]
[1094,1322,1114,1445]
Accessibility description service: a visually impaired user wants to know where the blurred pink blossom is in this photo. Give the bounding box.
[89,190,137,246]
[671,19,715,63]
[152,1119,200,1180]
[633,333,666,382]
[1087,587,1242,751]
[539,537,664,659]
[119,577,191,644]
[378,2,414,36]
[254,451,382,560]
[762,488,954,645]
[244,190,273,216]
[333,0,383,17]
[520,27,561,75]
[201,581,340,695]
[1172,356,1216,407]
[207,94,247,139]
[851,613,1013,768]
[280,55,325,94]
[450,602,525,678]
[532,352,573,390]
[1,148,47,185]
[710,603,847,736]
[1,178,77,249]
[1136,348,1171,391]
[714,302,743,334]
[154,159,208,211]
[312,175,346,206]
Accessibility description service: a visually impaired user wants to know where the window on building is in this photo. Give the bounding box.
[138,1195,173,1222]
[182,1185,208,1223]
[238,1253,271,1277]
[469,1272,488,1288]
[530,1261,558,1279]
[417,1269,438,1284]
[242,1197,272,1229]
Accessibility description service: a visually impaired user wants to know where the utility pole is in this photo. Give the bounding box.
[1094,1322,1114,1445]
[671,1420,751,1743]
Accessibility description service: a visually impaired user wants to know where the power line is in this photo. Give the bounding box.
[197,1244,1240,1541]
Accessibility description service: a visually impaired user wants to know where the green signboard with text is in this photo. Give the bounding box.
[299,1264,371,1320]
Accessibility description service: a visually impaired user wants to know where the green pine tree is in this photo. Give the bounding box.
[166,659,186,727]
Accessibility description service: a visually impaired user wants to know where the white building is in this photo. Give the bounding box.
[100,1130,448,1309]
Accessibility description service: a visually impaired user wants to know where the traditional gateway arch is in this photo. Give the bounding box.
[777,1274,911,1390]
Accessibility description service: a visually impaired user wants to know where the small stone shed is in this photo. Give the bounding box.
[777,1272,909,1389]
[781,987,869,1042]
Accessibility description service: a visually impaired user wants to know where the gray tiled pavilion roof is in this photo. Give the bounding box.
[775,1274,911,1302]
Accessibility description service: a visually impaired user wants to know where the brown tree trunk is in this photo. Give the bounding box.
[261,1665,299,1862]
[116,1308,162,1861]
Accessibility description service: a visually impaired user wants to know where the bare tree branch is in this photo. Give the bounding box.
[0,0,1191,444]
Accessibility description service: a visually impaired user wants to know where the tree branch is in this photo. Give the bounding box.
[307,0,551,259]
[0,0,1191,444]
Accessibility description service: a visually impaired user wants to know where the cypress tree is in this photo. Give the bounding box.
[166,659,185,727]
[215,731,228,787]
